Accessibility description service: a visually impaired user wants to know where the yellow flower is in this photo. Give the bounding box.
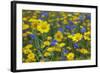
[72,33,82,42]
[58,43,65,48]
[23,48,32,54]
[54,47,61,52]
[22,24,29,30]
[72,16,78,21]
[47,36,52,40]
[84,31,90,41]
[31,19,41,29]
[23,44,33,54]
[44,52,51,57]
[66,52,75,60]
[25,44,33,49]
[54,31,63,42]
[67,33,73,39]
[43,41,50,46]
[79,48,89,54]
[37,21,50,33]
[27,53,36,62]
[47,47,54,52]
[47,46,61,52]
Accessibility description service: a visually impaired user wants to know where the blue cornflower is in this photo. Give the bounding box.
[63,49,68,54]
[29,34,36,39]
[66,25,76,30]
[58,28,64,32]
[71,25,76,29]
[79,15,84,22]
[81,27,86,33]
[51,40,57,46]
[74,43,79,49]
[86,15,91,20]
[68,20,73,25]
[38,17,45,20]
[66,25,71,30]
[41,11,48,17]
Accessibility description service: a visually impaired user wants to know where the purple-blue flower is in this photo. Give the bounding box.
[81,27,86,33]
[66,25,71,30]
[51,40,57,46]
[41,11,48,17]
[58,28,64,32]
[63,49,68,54]
[29,34,36,39]
[68,20,73,25]
[74,43,79,49]
[86,15,91,20]
[79,15,84,22]
[66,25,76,30]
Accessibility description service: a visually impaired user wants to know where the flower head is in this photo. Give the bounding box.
[22,24,29,30]
[37,21,50,33]
[84,31,90,41]
[63,49,68,55]
[51,40,57,46]
[29,34,36,39]
[31,19,41,29]
[73,43,79,49]
[44,52,51,57]
[54,31,63,42]
[27,53,36,62]
[43,41,50,46]
[58,28,64,32]
[81,27,86,33]
[66,52,75,60]
[79,48,89,54]
[72,33,83,42]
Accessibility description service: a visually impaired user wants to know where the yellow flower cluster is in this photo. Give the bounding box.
[31,19,50,33]
[68,33,83,42]
[23,44,36,62]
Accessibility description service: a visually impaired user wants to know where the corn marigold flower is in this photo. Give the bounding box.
[58,43,65,48]
[84,31,90,41]
[66,52,75,60]
[54,47,61,52]
[25,44,33,49]
[47,47,54,52]
[54,31,63,42]
[47,36,52,40]
[22,24,29,30]
[37,21,50,33]
[23,48,32,54]
[44,52,51,57]
[43,41,50,46]
[79,48,89,54]
[31,19,41,29]
[27,53,36,62]
[72,33,83,42]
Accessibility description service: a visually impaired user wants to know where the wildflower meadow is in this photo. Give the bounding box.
[22,10,91,63]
